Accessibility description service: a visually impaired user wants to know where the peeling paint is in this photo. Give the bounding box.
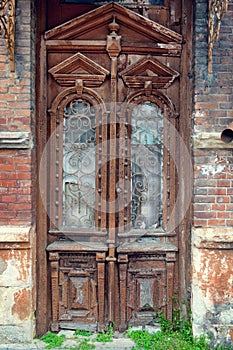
[192,227,233,347]
[0,257,7,274]
[0,249,31,286]
[12,288,31,321]
[196,250,233,303]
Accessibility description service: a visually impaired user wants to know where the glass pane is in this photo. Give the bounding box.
[131,101,163,229]
[63,99,96,228]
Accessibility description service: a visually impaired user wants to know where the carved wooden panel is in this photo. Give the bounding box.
[59,253,98,329]
[118,249,176,330]
[48,52,109,87]
[119,55,179,89]
[49,250,106,331]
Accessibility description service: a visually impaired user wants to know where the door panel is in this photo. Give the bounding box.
[43,1,183,331]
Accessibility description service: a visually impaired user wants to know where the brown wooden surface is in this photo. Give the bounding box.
[36,0,193,334]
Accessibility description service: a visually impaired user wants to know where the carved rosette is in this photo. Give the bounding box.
[0,0,15,71]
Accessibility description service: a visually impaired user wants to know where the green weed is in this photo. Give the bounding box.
[74,329,93,337]
[128,304,233,350]
[93,324,114,343]
[40,331,66,349]
[128,300,209,350]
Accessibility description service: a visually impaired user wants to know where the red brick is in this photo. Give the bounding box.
[217,212,230,219]
[195,195,216,203]
[217,180,231,187]
[8,203,32,211]
[207,188,227,195]
[0,164,16,171]
[9,173,31,180]
[195,102,219,109]
[194,211,216,219]
[217,197,230,203]
[0,211,16,218]
[226,220,233,226]
[212,203,226,211]
[226,204,233,211]
[16,164,31,172]
[0,180,17,187]
[0,173,9,179]
[207,219,225,226]
[8,187,32,194]
[17,195,32,203]
[1,195,17,202]
[193,203,211,211]
[193,219,208,226]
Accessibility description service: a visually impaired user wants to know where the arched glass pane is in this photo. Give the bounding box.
[63,99,96,228]
[131,101,163,229]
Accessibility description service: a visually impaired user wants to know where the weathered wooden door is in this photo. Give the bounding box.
[38,0,192,333]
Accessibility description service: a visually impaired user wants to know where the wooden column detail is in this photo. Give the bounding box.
[49,252,60,332]
[106,16,121,242]
[118,254,128,331]
[106,16,121,325]
[96,252,106,330]
[166,252,176,320]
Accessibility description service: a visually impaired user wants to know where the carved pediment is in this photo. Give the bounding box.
[48,52,109,87]
[45,3,182,50]
[119,55,179,88]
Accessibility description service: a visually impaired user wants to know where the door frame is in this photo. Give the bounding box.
[35,0,193,336]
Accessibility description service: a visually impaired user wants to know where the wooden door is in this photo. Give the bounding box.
[37,0,193,333]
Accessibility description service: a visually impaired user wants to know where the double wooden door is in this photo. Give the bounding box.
[37,0,192,333]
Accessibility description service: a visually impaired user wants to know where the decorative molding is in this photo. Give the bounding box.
[119,55,179,88]
[106,16,121,58]
[45,2,182,45]
[48,52,109,87]
[0,0,15,72]
[208,0,228,75]
[0,131,31,148]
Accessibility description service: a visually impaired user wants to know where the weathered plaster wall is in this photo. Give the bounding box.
[0,226,36,343]
[192,228,233,346]
[192,0,233,346]
[0,0,36,344]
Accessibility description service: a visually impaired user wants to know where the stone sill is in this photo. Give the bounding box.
[192,227,233,249]
[0,226,32,242]
[0,131,31,148]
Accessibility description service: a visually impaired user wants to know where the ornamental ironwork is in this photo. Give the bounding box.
[208,0,228,74]
[63,98,96,228]
[131,101,163,229]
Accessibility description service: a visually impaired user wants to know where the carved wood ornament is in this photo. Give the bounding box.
[0,0,15,71]
[208,0,228,74]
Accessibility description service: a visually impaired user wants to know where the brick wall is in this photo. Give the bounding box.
[0,0,36,226]
[193,0,233,227]
[0,0,36,343]
[192,0,233,346]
